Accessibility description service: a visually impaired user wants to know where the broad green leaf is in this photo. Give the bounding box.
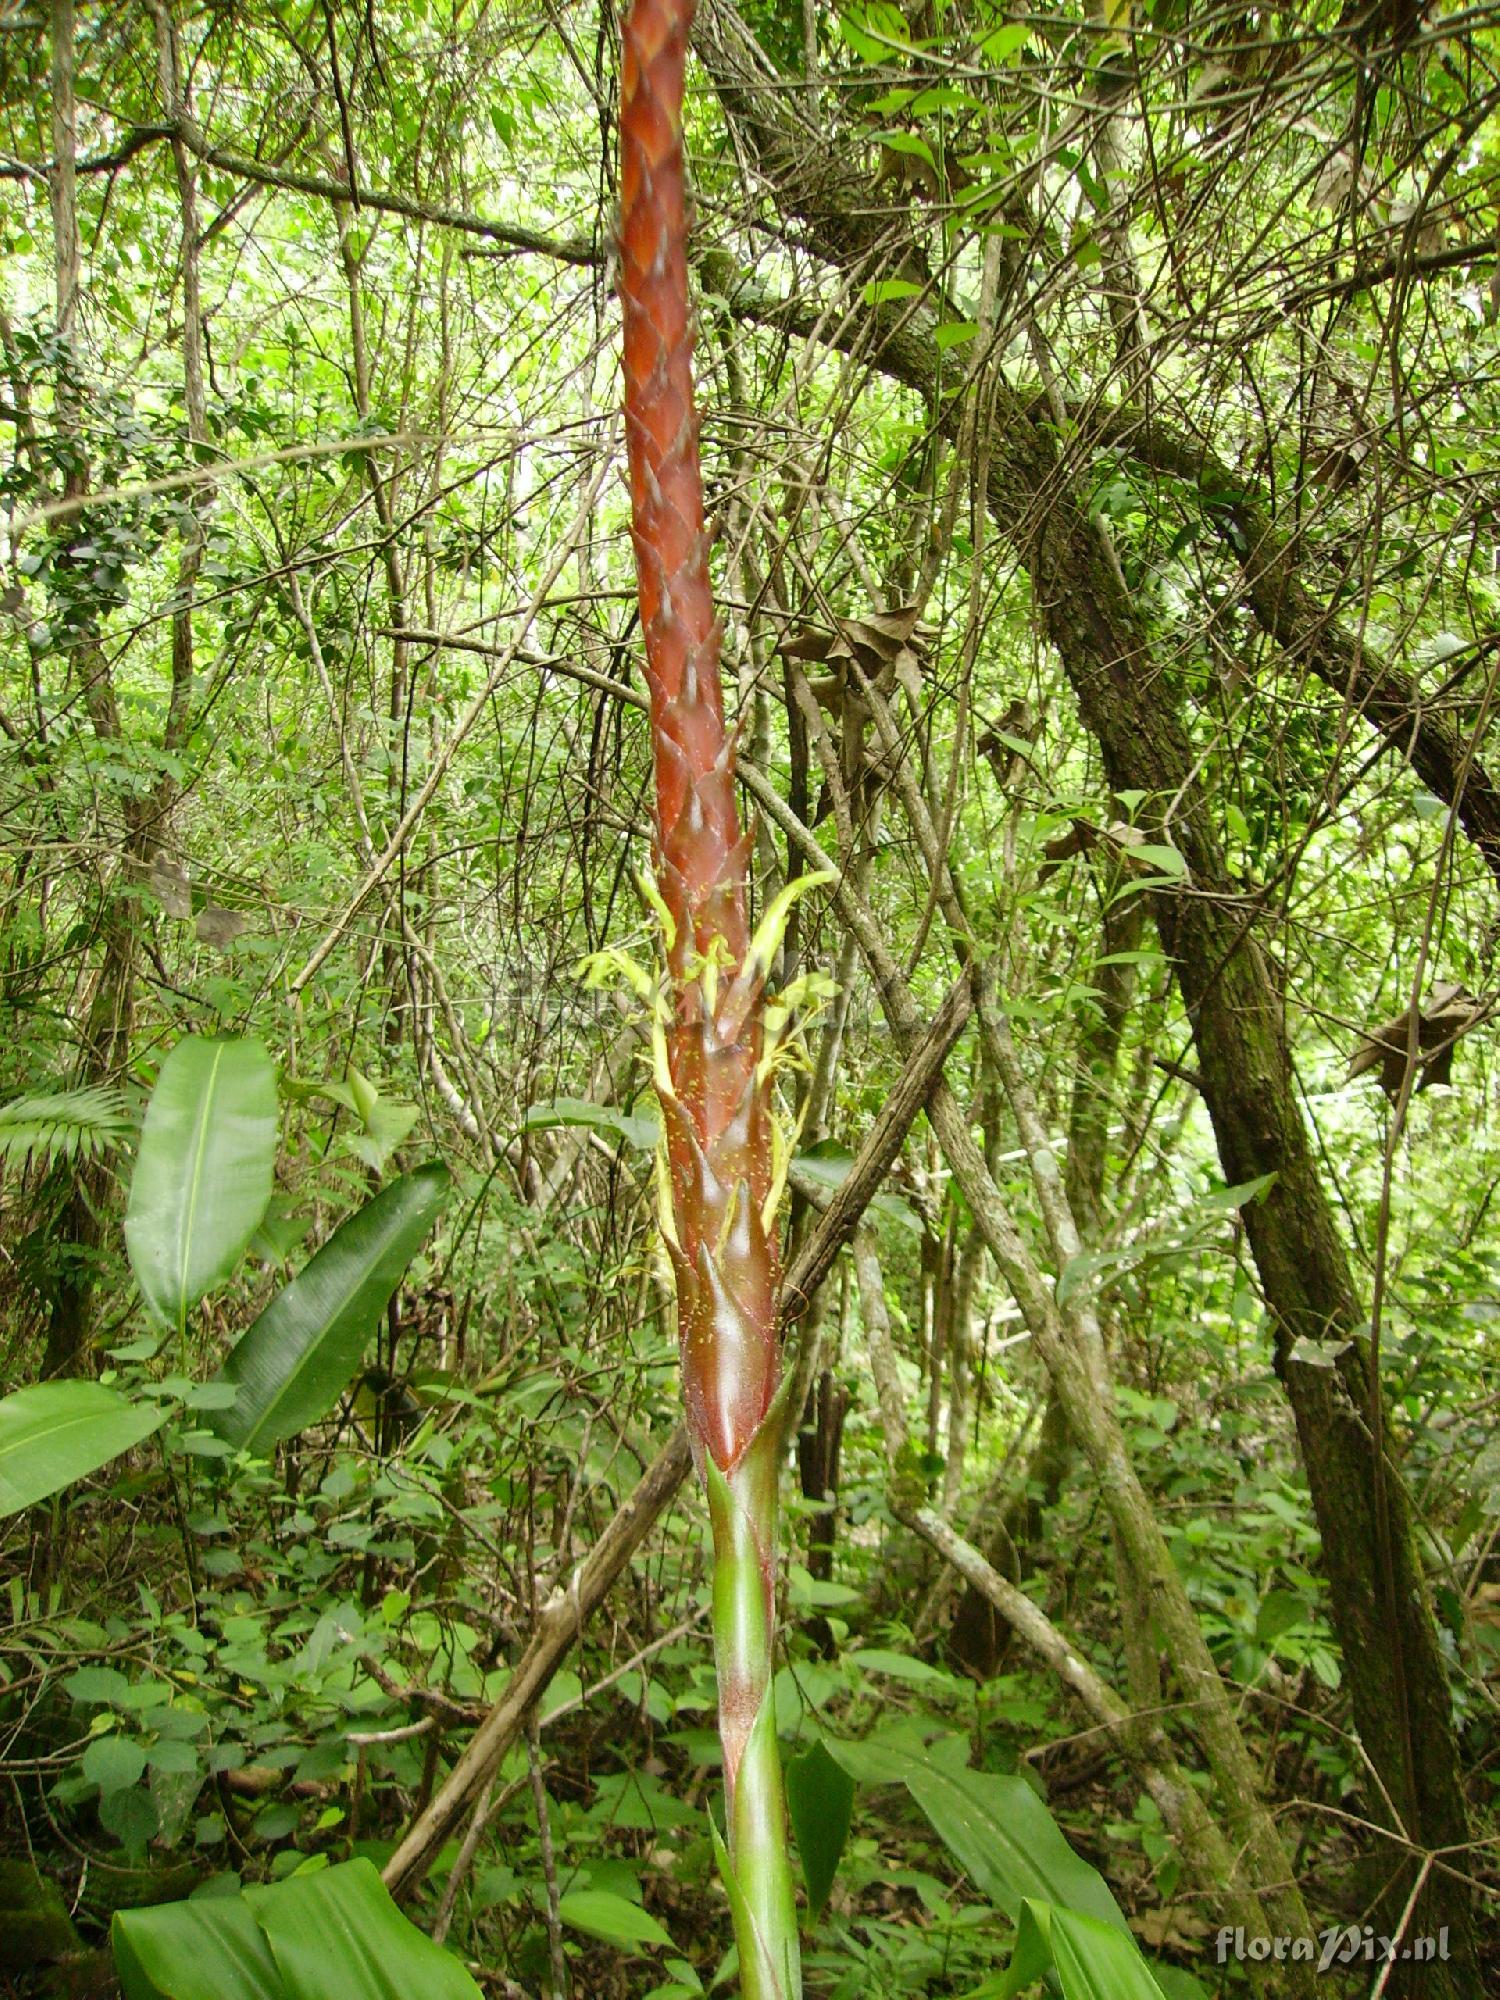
[558,1889,674,1952]
[909,85,989,115]
[209,1164,451,1453]
[525,1096,659,1150]
[100,1783,160,1859]
[146,1739,200,1775]
[790,1143,920,1235]
[64,1665,133,1704]
[906,1766,1125,1934]
[846,1648,959,1687]
[981,20,1031,60]
[1155,1967,1214,1999]
[983,1895,1054,1999]
[860,278,924,305]
[873,130,935,163]
[327,1069,419,1172]
[1256,1588,1310,1644]
[785,1740,854,1920]
[0,1382,166,1516]
[1050,1904,1171,1999]
[113,1860,482,2000]
[115,1891,282,2000]
[1193,1172,1278,1214]
[83,1734,147,1794]
[251,1859,481,2000]
[1129,842,1187,878]
[836,1,911,61]
[345,1100,418,1174]
[125,1037,278,1333]
[249,1200,311,1268]
[986,1900,1175,2000]
[824,1730,1126,1933]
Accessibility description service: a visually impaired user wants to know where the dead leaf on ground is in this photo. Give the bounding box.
[1132,1907,1212,1951]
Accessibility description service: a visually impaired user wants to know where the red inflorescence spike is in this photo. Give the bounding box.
[618,0,780,1475]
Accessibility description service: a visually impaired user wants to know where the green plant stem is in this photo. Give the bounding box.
[706,1419,799,1997]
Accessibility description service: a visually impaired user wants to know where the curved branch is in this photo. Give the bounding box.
[1093,405,1500,889]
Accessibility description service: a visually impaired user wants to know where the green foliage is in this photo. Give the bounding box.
[0,1084,131,1171]
[0,1380,165,1514]
[557,1888,675,1952]
[3,0,1500,1993]
[113,1859,482,2000]
[983,1899,1174,2000]
[209,1163,451,1453]
[825,1725,1128,1935]
[784,1740,855,1920]
[124,1037,279,1335]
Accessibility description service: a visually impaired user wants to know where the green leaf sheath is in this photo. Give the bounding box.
[706,1422,799,1997]
[618,2,799,1993]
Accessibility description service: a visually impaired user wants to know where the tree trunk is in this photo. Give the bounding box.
[1000,411,1477,1992]
[695,9,1477,1981]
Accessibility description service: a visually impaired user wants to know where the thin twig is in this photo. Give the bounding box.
[526,1712,569,2000]
[1369,1853,1434,2000]
[12,433,419,536]
[346,1715,437,1747]
[431,1771,497,1946]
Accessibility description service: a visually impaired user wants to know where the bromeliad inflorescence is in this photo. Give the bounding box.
[613,0,830,1991]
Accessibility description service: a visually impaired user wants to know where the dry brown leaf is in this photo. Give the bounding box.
[1346,982,1486,1097]
[777,605,929,676]
[196,904,249,948]
[149,857,192,920]
[1039,819,1099,876]
[1132,1907,1212,1951]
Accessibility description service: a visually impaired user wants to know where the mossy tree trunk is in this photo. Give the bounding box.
[1002,413,1477,1994]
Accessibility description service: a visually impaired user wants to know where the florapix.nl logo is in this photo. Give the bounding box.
[1213,1926,1450,1973]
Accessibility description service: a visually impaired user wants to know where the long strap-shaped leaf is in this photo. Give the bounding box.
[210,1164,451,1454]
[124,1036,278,1336]
[113,1857,481,2000]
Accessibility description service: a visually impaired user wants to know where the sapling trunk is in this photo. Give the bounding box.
[616,1,801,1992]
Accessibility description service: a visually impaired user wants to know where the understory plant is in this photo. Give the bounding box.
[616,0,813,1990]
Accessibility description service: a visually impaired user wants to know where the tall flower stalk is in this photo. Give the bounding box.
[617,2,805,1992]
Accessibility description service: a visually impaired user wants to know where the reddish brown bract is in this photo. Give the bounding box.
[618,0,780,1473]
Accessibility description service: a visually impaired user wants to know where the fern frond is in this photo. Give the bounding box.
[0,1086,133,1172]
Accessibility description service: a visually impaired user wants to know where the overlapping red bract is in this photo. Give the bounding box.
[618,0,780,1475]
